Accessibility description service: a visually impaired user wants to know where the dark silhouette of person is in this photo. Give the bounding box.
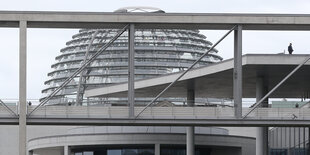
[288,43,294,54]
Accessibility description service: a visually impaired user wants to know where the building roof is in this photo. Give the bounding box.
[85,54,310,98]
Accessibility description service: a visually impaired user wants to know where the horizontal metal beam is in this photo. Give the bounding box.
[1,11,310,30]
[0,117,19,125]
[0,117,309,127]
[25,118,310,127]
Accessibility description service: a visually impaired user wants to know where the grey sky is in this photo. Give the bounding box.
[0,0,310,99]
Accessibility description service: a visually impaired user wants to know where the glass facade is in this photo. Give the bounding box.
[161,145,211,155]
[269,127,310,155]
[41,28,222,105]
[72,146,154,155]
[74,149,154,155]
[72,145,213,155]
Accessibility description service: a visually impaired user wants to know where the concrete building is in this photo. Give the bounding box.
[28,126,255,155]
[269,127,309,155]
[25,7,254,155]
[2,7,310,155]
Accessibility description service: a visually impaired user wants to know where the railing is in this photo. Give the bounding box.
[25,106,310,120]
[0,106,18,117]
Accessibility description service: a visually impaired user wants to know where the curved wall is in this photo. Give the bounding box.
[28,127,255,155]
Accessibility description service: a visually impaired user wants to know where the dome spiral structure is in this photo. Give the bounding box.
[41,9,223,105]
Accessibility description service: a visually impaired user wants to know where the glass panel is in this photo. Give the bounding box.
[161,148,186,155]
[108,150,121,155]
[122,149,137,155]
[84,152,94,155]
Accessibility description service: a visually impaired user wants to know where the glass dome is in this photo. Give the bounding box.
[41,19,222,105]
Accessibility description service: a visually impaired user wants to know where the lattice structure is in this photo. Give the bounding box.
[41,27,222,105]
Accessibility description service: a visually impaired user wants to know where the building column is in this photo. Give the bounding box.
[233,25,243,118]
[19,20,27,155]
[308,127,310,155]
[128,24,135,118]
[64,145,71,155]
[155,143,160,155]
[187,126,195,155]
[187,86,195,155]
[256,77,269,155]
[28,150,33,155]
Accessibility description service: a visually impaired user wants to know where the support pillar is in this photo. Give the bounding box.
[187,85,195,155]
[308,127,310,155]
[233,25,243,118]
[19,20,27,155]
[128,24,135,118]
[64,145,71,155]
[187,126,195,155]
[155,143,160,155]
[28,150,33,155]
[256,77,269,155]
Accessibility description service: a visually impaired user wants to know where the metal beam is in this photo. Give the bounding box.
[135,25,237,118]
[19,20,27,155]
[75,30,99,106]
[128,24,135,118]
[0,99,18,117]
[28,24,129,116]
[2,11,310,30]
[243,55,310,118]
[25,118,310,127]
[233,25,242,118]
[76,29,113,105]
[3,116,310,126]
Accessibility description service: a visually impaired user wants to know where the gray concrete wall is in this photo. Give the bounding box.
[0,125,255,155]
[0,125,73,155]
[224,127,257,138]
[28,132,255,155]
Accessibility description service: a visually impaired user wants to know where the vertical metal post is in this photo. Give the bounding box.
[187,86,195,155]
[294,127,296,155]
[233,25,242,118]
[288,127,292,155]
[303,127,305,155]
[256,77,268,155]
[298,127,301,154]
[19,20,27,155]
[155,143,160,155]
[128,24,135,118]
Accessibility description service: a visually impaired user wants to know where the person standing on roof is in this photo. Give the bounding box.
[288,43,294,54]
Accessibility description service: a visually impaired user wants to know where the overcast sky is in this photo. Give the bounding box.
[1,0,310,100]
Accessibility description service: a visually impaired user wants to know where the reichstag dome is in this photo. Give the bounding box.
[40,7,223,105]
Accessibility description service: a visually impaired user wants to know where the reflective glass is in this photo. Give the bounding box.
[108,150,121,155]
[84,152,94,155]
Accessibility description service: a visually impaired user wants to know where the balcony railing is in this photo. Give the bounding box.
[17,106,309,120]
